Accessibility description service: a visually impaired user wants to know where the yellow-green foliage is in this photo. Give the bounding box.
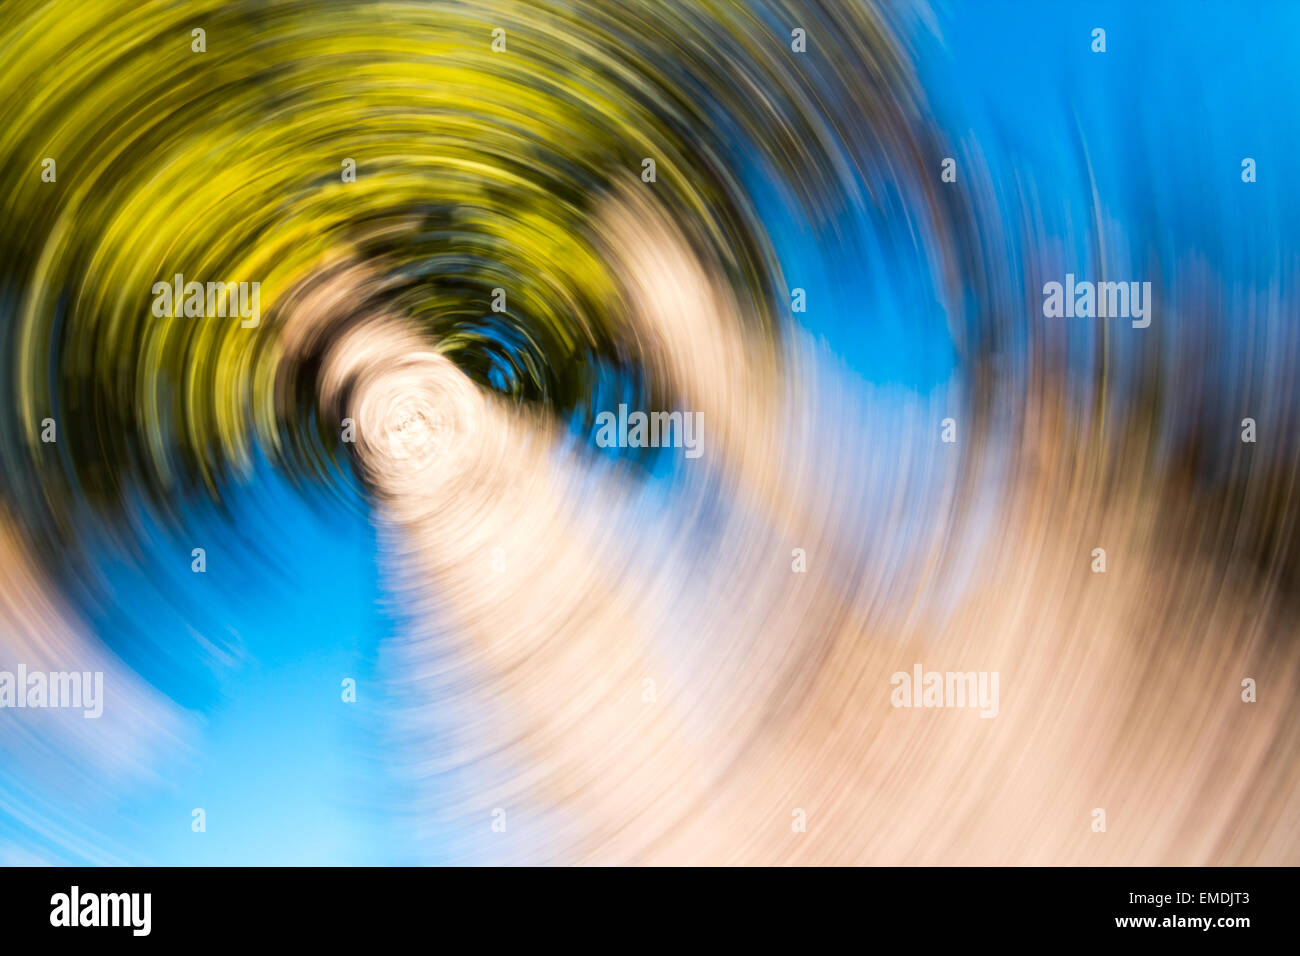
[0,0,904,515]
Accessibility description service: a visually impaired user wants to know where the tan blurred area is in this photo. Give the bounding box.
[0,516,185,864]
[284,186,1299,866]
